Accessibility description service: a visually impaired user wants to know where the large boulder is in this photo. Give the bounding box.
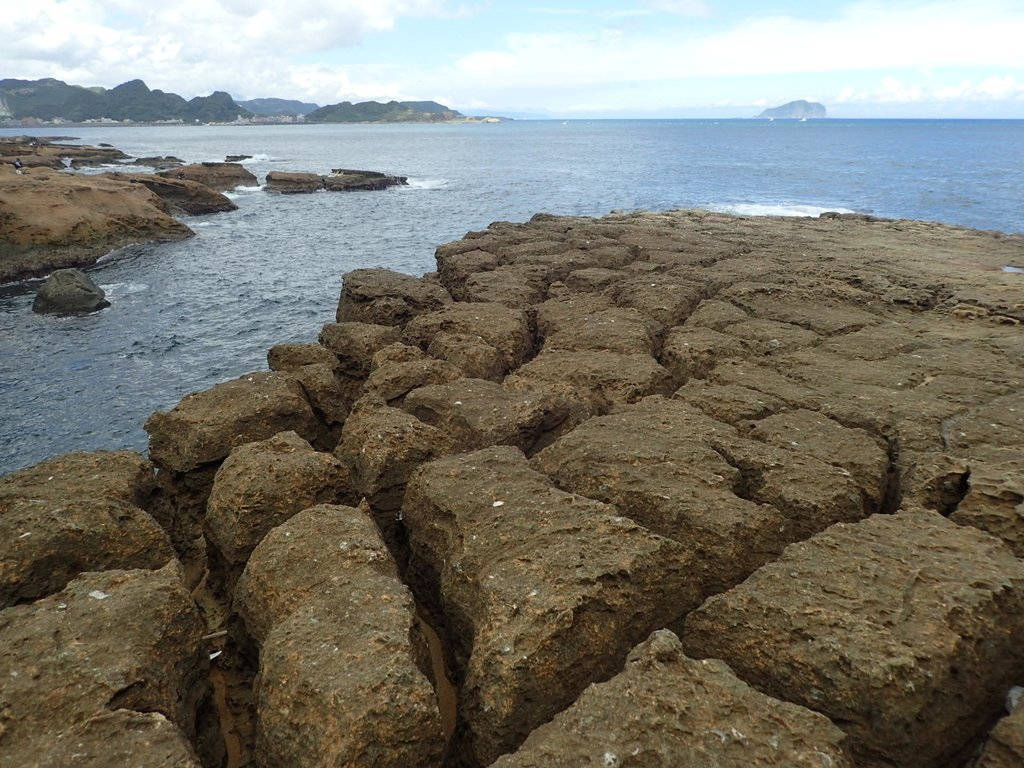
[31,267,110,314]
[0,450,175,607]
[681,511,1024,768]
[145,371,326,473]
[204,431,353,582]
[0,564,207,765]
[234,505,445,767]
[492,630,853,768]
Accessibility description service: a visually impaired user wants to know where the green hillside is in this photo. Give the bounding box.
[0,78,251,123]
[305,99,462,123]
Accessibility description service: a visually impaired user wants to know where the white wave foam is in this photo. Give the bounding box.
[406,178,449,190]
[241,153,271,163]
[99,282,149,297]
[225,185,264,199]
[714,203,856,218]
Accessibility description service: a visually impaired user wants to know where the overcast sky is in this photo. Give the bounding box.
[6,0,1024,117]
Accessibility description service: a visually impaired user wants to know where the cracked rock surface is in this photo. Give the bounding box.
[2,209,1023,767]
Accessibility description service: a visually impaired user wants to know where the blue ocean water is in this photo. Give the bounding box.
[1,119,1022,473]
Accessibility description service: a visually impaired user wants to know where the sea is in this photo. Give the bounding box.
[1,119,1022,474]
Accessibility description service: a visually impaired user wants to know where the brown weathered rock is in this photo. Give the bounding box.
[952,456,1024,556]
[605,273,711,326]
[263,170,324,193]
[336,268,453,326]
[145,371,326,472]
[30,710,201,768]
[402,377,570,454]
[286,362,356,428]
[325,168,408,191]
[402,446,699,766]
[681,511,1024,768]
[157,162,257,192]
[660,326,747,383]
[749,407,890,512]
[532,397,786,597]
[404,302,533,377]
[234,505,444,767]
[318,321,402,377]
[426,331,507,381]
[505,350,674,419]
[672,380,786,424]
[267,342,339,372]
[435,247,501,300]
[362,357,463,404]
[976,701,1024,768]
[541,306,662,356]
[492,630,853,768]
[0,563,207,763]
[106,172,238,214]
[463,264,550,306]
[0,450,175,606]
[683,298,750,330]
[204,431,353,576]
[0,171,193,282]
[32,267,110,314]
[334,398,456,546]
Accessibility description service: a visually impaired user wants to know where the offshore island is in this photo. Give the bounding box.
[1,133,1024,768]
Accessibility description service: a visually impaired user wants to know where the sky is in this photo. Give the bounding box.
[5,0,1024,118]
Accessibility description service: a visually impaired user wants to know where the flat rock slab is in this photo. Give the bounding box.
[145,371,325,472]
[235,505,444,767]
[0,563,206,761]
[0,171,193,282]
[492,629,853,768]
[106,172,238,215]
[402,445,699,766]
[532,397,787,597]
[681,511,1024,768]
[336,267,452,326]
[204,431,353,576]
[157,162,257,192]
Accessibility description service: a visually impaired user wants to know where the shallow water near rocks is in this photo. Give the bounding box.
[1,119,1023,473]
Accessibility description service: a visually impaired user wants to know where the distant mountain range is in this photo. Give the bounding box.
[757,100,828,119]
[0,78,474,124]
[0,78,251,123]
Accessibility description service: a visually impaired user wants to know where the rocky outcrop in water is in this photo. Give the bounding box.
[2,209,1023,767]
[158,162,257,192]
[105,172,238,215]
[264,169,408,193]
[31,267,110,314]
[0,169,193,282]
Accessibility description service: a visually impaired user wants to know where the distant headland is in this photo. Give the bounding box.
[0,78,504,126]
[757,100,828,119]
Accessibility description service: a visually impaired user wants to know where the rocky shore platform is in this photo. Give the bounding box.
[2,209,1023,767]
[0,138,406,282]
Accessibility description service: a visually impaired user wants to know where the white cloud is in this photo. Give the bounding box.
[640,0,712,17]
[833,73,1024,105]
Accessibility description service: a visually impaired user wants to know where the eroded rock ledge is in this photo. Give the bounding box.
[2,210,1023,767]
